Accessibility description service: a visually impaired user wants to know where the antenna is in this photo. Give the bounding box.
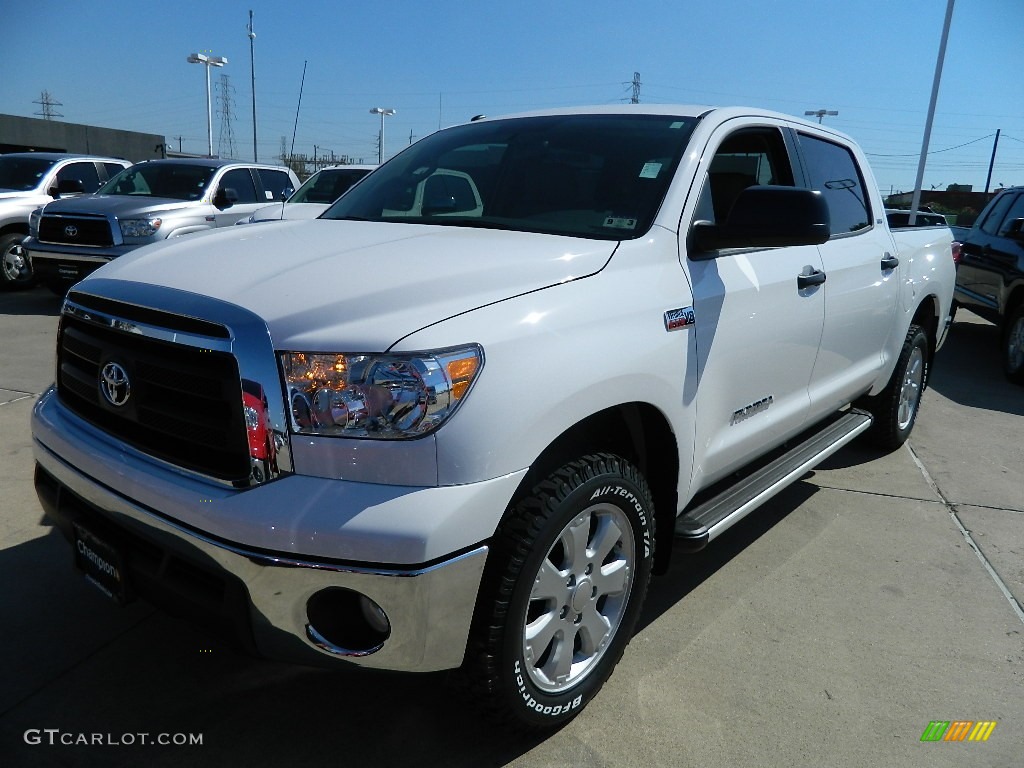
[289,61,308,168]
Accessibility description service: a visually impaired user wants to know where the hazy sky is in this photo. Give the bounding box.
[2,0,1021,195]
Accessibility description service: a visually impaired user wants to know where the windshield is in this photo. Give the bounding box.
[98,163,218,200]
[291,168,373,204]
[0,156,57,192]
[322,114,698,240]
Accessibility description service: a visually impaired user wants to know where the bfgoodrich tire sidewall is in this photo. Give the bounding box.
[499,470,654,727]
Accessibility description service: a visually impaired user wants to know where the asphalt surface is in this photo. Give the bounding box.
[0,289,1021,767]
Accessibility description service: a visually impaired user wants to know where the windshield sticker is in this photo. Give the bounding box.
[670,121,686,130]
[603,216,637,230]
[639,162,662,179]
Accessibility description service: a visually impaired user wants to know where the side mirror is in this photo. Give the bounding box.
[280,186,294,202]
[691,186,831,252]
[55,179,86,197]
[213,187,239,209]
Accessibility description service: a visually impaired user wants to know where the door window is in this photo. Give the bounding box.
[695,127,795,227]
[798,134,871,235]
[255,168,292,201]
[56,162,101,192]
[995,193,1024,237]
[978,192,1015,236]
[218,168,259,204]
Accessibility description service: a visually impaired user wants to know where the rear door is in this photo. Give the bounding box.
[685,120,826,485]
[797,132,900,411]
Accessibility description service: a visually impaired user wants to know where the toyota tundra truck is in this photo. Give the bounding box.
[23,157,299,293]
[31,106,956,729]
[0,152,131,289]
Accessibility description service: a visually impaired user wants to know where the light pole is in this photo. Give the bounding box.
[370,107,396,164]
[187,52,228,157]
[805,109,838,124]
[248,11,257,162]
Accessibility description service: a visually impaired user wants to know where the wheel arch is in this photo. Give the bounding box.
[501,402,680,575]
[910,294,941,380]
[0,222,30,238]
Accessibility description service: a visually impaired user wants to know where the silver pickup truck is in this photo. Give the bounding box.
[0,152,131,289]
[23,157,299,293]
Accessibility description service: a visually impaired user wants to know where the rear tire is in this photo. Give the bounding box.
[465,453,655,730]
[859,324,929,450]
[1003,303,1024,385]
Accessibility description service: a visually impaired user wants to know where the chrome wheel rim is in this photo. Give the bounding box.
[522,502,634,694]
[1008,316,1024,373]
[1,243,26,282]
[897,346,925,431]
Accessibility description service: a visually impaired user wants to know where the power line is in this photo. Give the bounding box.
[865,133,996,157]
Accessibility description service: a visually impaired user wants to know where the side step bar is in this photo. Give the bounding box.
[674,409,873,552]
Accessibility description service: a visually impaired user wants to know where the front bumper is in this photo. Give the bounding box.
[33,395,497,672]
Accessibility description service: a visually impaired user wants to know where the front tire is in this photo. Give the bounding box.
[466,453,655,729]
[0,232,35,290]
[859,324,929,450]
[1003,303,1024,385]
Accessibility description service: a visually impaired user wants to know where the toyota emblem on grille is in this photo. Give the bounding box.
[64,225,79,238]
[100,362,131,407]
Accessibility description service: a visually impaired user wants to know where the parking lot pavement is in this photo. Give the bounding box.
[0,292,1021,767]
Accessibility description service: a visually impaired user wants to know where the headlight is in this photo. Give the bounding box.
[281,345,483,439]
[119,217,162,238]
[28,207,43,236]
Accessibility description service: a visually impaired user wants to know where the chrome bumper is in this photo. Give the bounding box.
[34,437,489,673]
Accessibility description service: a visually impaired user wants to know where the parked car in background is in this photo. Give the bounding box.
[953,186,1024,383]
[242,164,376,224]
[885,208,948,228]
[0,152,131,289]
[23,158,299,293]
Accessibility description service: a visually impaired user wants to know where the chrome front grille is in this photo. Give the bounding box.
[39,213,115,247]
[57,297,251,483]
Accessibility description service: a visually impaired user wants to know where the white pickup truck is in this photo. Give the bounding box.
[31,106,956,729]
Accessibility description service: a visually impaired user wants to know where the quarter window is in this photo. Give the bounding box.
[798,134,871,235]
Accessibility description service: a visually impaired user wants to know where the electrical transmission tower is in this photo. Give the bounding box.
[630,72,641,104]
[217,73,237,159]
[34,90,64,120]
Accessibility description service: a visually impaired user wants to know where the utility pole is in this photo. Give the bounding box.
[630,72,641,104]
[248,10,258,162]
[34,91,63,120]
[984,129,1001,195]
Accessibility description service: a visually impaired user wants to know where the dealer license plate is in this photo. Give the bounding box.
[72,523,127,604]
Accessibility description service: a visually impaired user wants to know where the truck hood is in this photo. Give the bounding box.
[85,219,615,350]
[0,189,44,200]
[41,194,203,217]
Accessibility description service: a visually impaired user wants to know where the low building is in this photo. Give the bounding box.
[0,114,164,163]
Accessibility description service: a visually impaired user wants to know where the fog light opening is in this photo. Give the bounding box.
[305,587,391,656]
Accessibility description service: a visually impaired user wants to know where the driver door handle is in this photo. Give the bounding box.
[797,269,827,289]
[881,254,900,270]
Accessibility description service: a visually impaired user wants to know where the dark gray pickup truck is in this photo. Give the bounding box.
[953,186,1024,383]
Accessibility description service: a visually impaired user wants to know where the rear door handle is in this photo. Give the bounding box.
[797,269,827,289]
[881,254,899,270]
